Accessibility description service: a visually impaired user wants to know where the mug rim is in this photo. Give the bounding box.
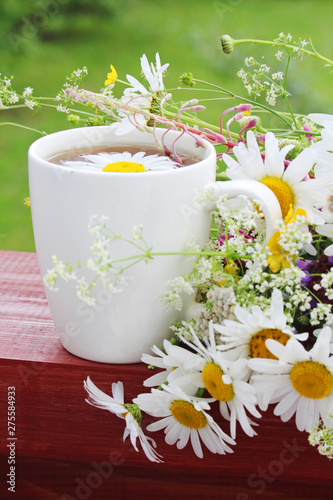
[28,125,217,177]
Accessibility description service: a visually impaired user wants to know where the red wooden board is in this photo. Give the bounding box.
[0,250,332,499]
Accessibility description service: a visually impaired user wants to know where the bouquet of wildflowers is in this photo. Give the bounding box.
[3,32,333,462]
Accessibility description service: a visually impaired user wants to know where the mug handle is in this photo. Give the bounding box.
[205,179,282,241]
[183,180,282,321]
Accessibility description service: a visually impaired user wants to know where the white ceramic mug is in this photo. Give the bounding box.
[28,126,281,364]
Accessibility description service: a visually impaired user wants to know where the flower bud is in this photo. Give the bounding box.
[235,103,252,112]
[238,115,261,129]
[278,138,304,160]
[179,72,195,87]
[221,35,234,54]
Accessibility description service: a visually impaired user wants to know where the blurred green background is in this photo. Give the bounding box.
[1,0,333,252]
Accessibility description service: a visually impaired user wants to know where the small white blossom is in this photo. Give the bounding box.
[23,86,33,97]
[56,104,69,113]
[163,277,194,311]
[8,92,19,104]
[24,99,37,110]
[275,50,284,61]
[132,224,144,240]
[271,72,283,80]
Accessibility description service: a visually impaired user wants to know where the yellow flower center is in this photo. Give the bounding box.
[103,161,145,173]
[202,362,234,401]
[290,361,333,399]
[170,400,207,429]
[260,176,295,219]
[249,328,290,359]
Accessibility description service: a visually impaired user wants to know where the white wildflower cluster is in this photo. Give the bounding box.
[162,196,265,317]
[169,320,194,341]
[320,270,333,300]
[87,229,126,295]
[85,215,134,295]
[161,276,194,311]
[0,75,19,107]
[266,82,280,106]
[275,50,284,61]
[56,66,89,102]
[73,68,88,78]
[185,235,201,254]
[88,214,109,237]
[191,257,213,285]
[238,263,311,322]
[22,86,33,97]
[25,99,37,110]
[237,57,284,105]
[22,86,38,110]
[76,277,96,306]
[309,414,333,459]
[56,104,69,113]
[0,75,38,110]
[310,303,333,326]
[63,67,88,89]
[193,185,217,206]
[274,32,293,44]
[292,38,310,61]
[271,72,284,81]
[277,213,312,255]
[44,255,77,291]
[132,224,144,240]
[43,215,152,305]
[273,32,310,61]
[215,194,261,240]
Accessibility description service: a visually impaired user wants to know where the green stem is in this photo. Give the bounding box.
[108,248,250,266]
[193,78,293,129]
[41,102,96,116]
[195,388,206,398]
[0,122,47,135]
[281,56,299,135]
[232,38,333,67]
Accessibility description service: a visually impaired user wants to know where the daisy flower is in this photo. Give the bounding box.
[248,327,333,432]
[315,219,333,257]
[175,323,261,438]
[214,289,308,359]
[223,130,325,223]
[84,377,162,463]
[124,53,169,97]
[141,338,200,394]
[308,113,333,128]
[134,383,235,459]
[307,115,333,193]
[114,53,168,136]
[311,118,333,153]
[59,150,178,172]
[113,94,151,136]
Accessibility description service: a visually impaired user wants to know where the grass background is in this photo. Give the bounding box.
[1,0,333,251]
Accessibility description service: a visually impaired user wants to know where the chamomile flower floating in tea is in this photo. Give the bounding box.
[58,150,179,172]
